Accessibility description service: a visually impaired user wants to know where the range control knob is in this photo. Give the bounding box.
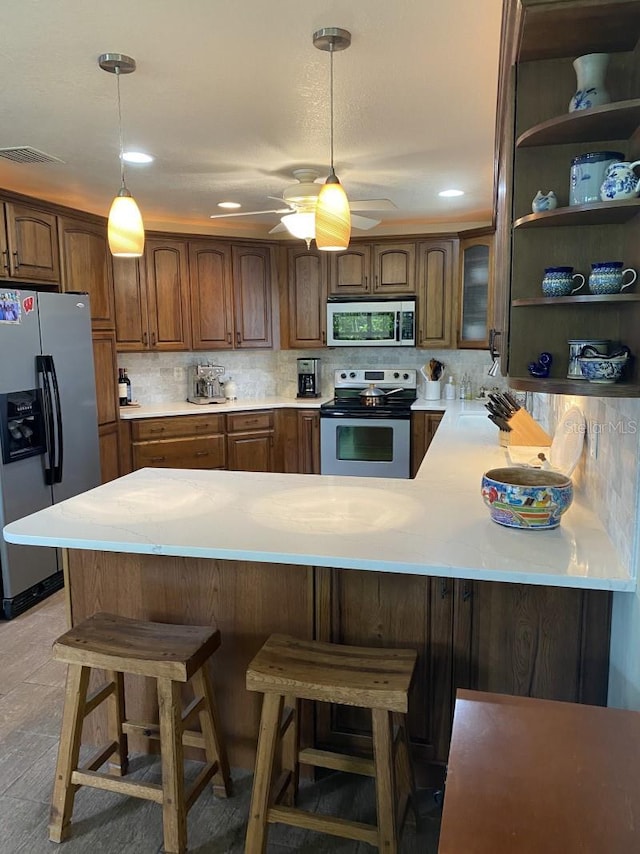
[393,372,400,379]
[340,372,347,379]
[403,373,409,380]
[349,371,356,378]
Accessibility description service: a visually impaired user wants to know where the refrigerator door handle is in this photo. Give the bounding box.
[47,355,64,484]
[36,355,55,486]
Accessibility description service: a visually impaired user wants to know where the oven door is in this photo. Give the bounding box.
[320,416,410,478]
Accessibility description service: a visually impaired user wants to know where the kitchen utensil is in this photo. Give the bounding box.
[487,394,512,420]
[487,413,512,432]
[481,467,573,530]
[359,384,404,407]
[503,392,521,411]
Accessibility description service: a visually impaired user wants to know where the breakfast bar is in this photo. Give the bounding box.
[3,403,632,779]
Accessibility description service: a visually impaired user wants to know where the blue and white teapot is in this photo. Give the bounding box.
[600,160,640,201]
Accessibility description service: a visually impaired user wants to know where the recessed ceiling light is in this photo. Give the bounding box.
[121,151,154,164]
[439,189,464,198]
[218,201,241,209]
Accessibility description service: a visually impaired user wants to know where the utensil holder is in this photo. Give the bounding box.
[498,408,552,447]
[424,380,441,400]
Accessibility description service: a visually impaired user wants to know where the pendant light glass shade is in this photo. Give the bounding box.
[99,53,145,258]
[315,174,351,251]
[108,188,145,257]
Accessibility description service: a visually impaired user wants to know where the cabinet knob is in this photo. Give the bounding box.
[142,332,148,346]
[227,332,232,344]
[236,332,241,345]
[194,450,208,457]
[1,250,8,271]
[151,332,157,346]
[150,456,166,463]
[12,250,20,268]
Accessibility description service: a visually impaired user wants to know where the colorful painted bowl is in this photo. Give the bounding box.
[481,467,573,530]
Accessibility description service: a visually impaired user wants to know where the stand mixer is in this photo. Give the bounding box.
[187,364,226,404]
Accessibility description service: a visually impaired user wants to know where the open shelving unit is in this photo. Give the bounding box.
[502,0,640,397]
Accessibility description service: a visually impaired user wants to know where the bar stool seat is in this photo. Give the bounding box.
[49,612,232,854]
[245,633,417,853]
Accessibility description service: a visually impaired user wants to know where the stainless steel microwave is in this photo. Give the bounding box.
[326,298,416,347]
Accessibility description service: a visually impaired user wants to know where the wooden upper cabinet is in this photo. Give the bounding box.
[458,233,494,349]
[231,245,272,348]
[416,239,456,349]
[91,329,118,427]
[144,238,191,350]
[0,202,60,283]
[58,216,114,329]
[287,247,327,348]
[113,257,149,350]
[189,241,234,349]
[372,243,416,294]
[328,245,371,296]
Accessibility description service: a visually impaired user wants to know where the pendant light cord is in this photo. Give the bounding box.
[329,44,335,176]
[115,65,126,189]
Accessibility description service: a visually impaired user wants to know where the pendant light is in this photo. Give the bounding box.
[98,53,145,258]
[313,28,351,251]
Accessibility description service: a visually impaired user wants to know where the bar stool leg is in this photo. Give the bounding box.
[192,665,232,797]
[280,694,299,807]
[105,670,129,776]
[372,708,398,854]
[157,677,187,854]
[393,711,417,826]
[49,663,91,843]
[245,692,284,854]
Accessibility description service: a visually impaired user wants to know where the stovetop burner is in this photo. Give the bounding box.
[320,368,417,419]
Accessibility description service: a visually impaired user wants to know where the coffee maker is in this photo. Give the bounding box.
[187,364,226,404]
[297,358,320,398]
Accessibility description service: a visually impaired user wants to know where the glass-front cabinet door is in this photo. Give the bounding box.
[458,233,494,349]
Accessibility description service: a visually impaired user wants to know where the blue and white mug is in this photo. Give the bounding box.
[588,262,637,295]
[542,266,585,297]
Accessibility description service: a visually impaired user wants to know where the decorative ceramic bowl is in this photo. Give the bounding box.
[577,345,630,383]
[481,467,573,530]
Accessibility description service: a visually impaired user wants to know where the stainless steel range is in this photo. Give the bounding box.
[320,368,417,479]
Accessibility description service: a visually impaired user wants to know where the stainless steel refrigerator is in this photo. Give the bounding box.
[0,289,100,618]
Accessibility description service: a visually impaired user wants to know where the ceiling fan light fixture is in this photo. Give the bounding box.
[99,52,145,258]
[281,211,316,248]
[313,27,352,252]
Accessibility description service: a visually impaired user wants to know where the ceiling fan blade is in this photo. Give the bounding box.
[351,214,381,230]
[349,199,397,212]
[209,208,292,220]
[268,223,288,234]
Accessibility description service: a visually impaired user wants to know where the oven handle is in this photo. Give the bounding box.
[395,312,400,342]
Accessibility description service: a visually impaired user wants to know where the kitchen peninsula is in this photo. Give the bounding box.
[3,402,630,778]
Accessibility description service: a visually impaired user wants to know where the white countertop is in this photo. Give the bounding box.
[119,396,330,418]
[4,401,633,591]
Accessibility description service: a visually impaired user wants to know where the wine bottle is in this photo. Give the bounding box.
[123,369,132,404]
[117,368,128,406]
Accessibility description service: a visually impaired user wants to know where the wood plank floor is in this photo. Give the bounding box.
[0,592,441,853]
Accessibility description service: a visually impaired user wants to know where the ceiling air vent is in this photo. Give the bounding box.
[0,147,64,165]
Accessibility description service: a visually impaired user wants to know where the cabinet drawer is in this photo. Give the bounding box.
[132,435,226,470]
[226,410,273,433]
[131,414,225,441]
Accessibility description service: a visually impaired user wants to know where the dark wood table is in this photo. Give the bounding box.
[438,690,640,853]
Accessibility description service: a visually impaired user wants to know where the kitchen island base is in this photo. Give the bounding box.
[65,550,612,783]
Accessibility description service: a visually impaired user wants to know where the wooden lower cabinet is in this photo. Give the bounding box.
[411,411,443,477]
[226,410,274,472]
[98,422,120,483]
[130,413,226,471]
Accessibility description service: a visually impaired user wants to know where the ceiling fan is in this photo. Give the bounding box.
[209,169,396,246]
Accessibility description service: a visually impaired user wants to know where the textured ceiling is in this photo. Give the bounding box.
[0,0,503,239]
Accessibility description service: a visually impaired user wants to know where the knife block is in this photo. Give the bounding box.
[498,408,552,447]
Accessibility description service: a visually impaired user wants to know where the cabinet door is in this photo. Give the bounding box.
[189,241,234,349]
[328,245,372,296]
[144,239,191,350]
[98,422,120,483]
[287,248,327,348]
[315,568,454,768]
[372,243,416,294]
[231,245,272,348]
[410,412,443,478]
[458,234,494,349]
[416,240,456,348]
[91,330,118,427]
[227,433,273,472]
[453,580,612,707]
[113,257,149,350]
[59,216,115,329]
[297,410,320,474]
[3,203,60,283]
[132,435,226,470]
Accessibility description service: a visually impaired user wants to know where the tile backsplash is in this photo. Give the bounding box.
[120,347,506,404]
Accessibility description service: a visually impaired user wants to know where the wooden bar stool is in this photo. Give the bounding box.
[245,633,417,853]
[49,612,232,854]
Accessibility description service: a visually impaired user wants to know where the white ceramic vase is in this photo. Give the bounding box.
[568,53,610,112]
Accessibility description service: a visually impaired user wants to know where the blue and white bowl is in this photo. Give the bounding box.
[578,352,629,383]
[481,467,573,530]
